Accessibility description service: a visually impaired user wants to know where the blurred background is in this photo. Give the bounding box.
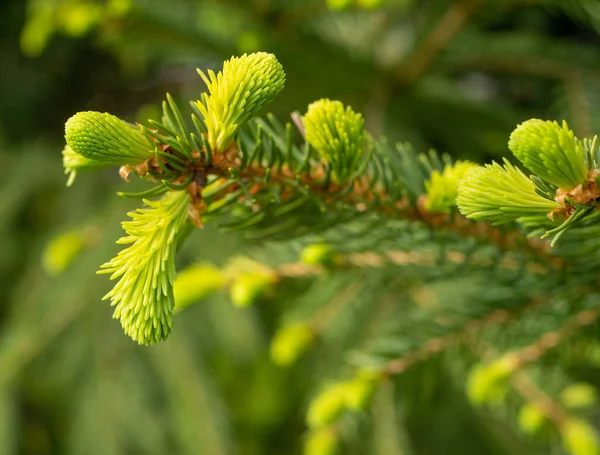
[2,0,600,454]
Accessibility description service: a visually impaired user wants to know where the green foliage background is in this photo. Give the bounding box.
[3,0,600,454]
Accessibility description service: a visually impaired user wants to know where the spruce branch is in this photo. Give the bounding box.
[98,190,191,345]
[470,336,600,455]
[495,307,599,372]
[63,52,590,346]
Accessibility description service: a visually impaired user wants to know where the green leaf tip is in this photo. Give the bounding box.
[303,99,367,182]
[561,418,600,455]
[173,263,226,311]
[42,229,86,276]
[304,427,339,455]
[466,356,517,405]
[306,371,381,427]
[195,52,286,153]
[424,160,478,214]
[270,323,314,366]
[560,383,597,410]
[229,269,276,308]
[300,243,341,267]
[65,111,154,165]
[98,190,191,345]
[508,119,587,190]
[457,159,561,225]
[307,383,348,427]
[518,403,546,435]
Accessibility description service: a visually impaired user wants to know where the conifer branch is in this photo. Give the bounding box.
[470,337,600,453]
[510,372,570,428]
[495,307,599,371]
[63,51,600,345]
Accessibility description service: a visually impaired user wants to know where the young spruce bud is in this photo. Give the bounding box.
[65,111,154,165]
[508,119,587,190]
[195,52,286,153]
[457,159,560,225]
[304,99,367,182]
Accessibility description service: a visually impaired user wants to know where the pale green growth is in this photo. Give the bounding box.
[561,418,600,455]
[307,383,348,428]
[466,356,517,405]
[560,383,597,409]
[42,229,86,276]
[344,370,380,410]
[307,372,381,427]
[58,2,102,37]
[229,270,276,308]
[303,99,367,182]
[300,243,341,267]
[326,0,352,10]
[62,145,111,186]
[518,403,546,434]
[98,190,191,345]
[65,111,154,165]
[424,161,478,214]
[270,323,314,366]
[457,159,561,225]
[173,263,226,311]
[508,119,587,189]
[304,427,339,455]
[195,52,285,152]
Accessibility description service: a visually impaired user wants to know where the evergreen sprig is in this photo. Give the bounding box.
[65,111,155,165]
[424,160,477,214]
[303,98,367,182]
[457,159,561,224]
[98,190,191,345]
[194,52,286,153]
[62,51,600,351]
[508,119,587,190]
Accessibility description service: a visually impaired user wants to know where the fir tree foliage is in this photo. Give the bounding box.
[303,98,367,182]
[62,50,600,347]
[57,40,600,454]
[508,119,587,190]
[9,1,600,454]
[98,190,190,345]
[458,120,600,245]
[194,52,286,153]
[65,111,154,165]
[270,323,315,366]
[457,159,561,225]
[424,160,477,214]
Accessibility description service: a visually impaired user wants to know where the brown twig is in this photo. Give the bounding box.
[511,372,570,428]
[277,248,549,279]
[229,160,562,267]
[140,132,563,269]
[383,294,598,378]
[469,306,599,428]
